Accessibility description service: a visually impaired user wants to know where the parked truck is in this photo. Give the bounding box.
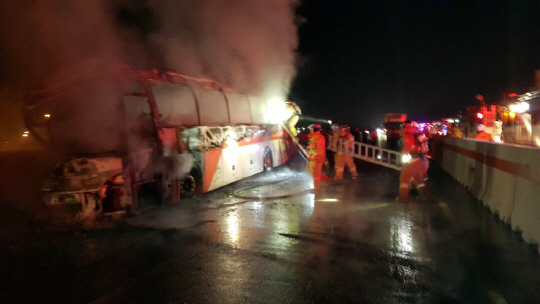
[384,113,407,151]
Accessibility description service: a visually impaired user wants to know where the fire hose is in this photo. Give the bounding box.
[280,123,309,161]
[231,171,312,200]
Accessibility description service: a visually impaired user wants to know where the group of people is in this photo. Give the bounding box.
[448,123,493,141]
[305,123,358,189]
[304,118,496,202]
[304,120,430,203]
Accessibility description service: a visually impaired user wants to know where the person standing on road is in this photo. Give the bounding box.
[328,124,341,175]
[334,124,358,181]
[448,123,463,138]
[307,123,326,190]
[397,121,428,202]
[474,124,493,141]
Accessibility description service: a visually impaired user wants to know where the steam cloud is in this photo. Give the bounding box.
[0,0,299,101]
[0,0,300,149]
[147,0,299,100]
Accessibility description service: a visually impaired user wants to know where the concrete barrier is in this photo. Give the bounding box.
[482,143,518,222]
[513,148,540,243]
[469,140,489,202]
[458,139,474,187]
[439,137,540,246]
[440,137,457,178]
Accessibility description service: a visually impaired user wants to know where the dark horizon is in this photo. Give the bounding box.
[289,0,540,128]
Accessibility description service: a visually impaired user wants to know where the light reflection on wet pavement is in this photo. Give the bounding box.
[2,159,540,303]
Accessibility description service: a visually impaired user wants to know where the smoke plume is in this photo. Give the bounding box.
[0,0,299,147]
[146,0,299,99]
[0,0,299,99]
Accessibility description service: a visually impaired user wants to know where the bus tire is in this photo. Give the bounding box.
[263,148,273,173]
[180,168,202,198]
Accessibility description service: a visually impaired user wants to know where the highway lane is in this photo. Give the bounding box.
[1,154,540,303]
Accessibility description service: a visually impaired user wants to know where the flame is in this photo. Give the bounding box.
[267,98,290,123]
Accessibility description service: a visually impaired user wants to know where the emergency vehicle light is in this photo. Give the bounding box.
[401,154,412,164]
[509,102,529,113]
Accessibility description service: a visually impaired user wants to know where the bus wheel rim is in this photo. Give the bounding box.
[181,175,196,196]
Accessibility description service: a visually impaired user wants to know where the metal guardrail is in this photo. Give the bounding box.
[328,135,403,171]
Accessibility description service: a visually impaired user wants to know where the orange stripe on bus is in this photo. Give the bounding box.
[237,136,281,147]
[203,150,222,193]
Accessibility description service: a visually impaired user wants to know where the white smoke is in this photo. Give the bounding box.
[0,1,124,85]
[0,0,300,146]
[147,0,299,100]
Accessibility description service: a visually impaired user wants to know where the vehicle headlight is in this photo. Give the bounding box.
[401,153,412,164]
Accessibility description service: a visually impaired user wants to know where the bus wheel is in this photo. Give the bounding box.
[180,169,201,198]
[263,149,273,173]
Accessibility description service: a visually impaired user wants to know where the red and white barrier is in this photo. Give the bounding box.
[441,137,540,245]
[513,148,540,243]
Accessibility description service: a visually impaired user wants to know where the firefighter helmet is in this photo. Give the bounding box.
[286,101,302,115]
[403,121,419,134]
[309,123,322,132]
[341,124,350,131]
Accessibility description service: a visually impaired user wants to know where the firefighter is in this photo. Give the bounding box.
[334,124,358,181]
[307,123,326,190]
[448,123,463,138]
[285,101,301,136]
[475,124,493,141]
[329,124,341,171]
[416,131,430,181]
[397,121,428,203]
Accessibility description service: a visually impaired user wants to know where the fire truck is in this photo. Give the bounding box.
[23,60,294,220]
[461,105,502,142]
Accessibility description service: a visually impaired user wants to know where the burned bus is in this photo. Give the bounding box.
[23,61,294,221]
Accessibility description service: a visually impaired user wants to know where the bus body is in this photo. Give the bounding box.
[23,61,293,219]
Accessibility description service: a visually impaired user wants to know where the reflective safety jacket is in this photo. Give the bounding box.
[417,133,429,155]
[448,126,463,138]
[402,133,429,158]
[475,131,493,142]
[307,131,326,161]
[402,134,418,155]
[337,132,355,155]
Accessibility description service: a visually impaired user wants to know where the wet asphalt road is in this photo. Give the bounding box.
[1,155,540,304]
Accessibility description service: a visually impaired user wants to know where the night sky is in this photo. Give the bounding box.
[2,1,540,146]
[289,0,540,128]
